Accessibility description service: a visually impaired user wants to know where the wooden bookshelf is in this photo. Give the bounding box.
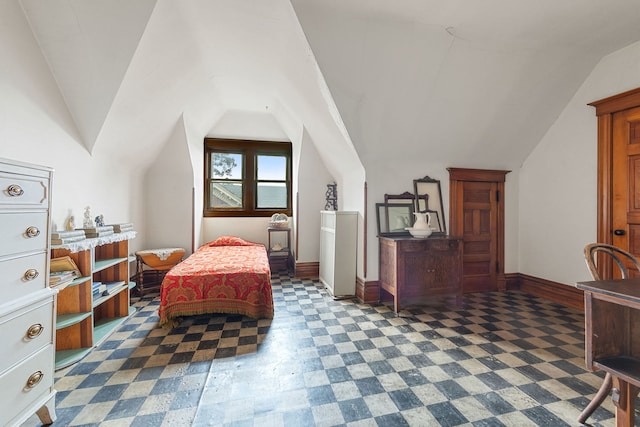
[51,233,135,369]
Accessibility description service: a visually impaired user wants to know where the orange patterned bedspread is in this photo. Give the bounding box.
[158,236,273,327]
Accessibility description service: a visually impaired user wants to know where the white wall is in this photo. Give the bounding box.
[295,128,334,263]
[144,118,193,253]
[0,0,142,248]
[519,40,640,285]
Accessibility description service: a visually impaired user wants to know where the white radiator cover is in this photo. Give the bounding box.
[319,211,357,298]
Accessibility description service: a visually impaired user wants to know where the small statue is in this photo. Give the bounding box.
[83,206,93,228]
[325,182,338,211]
[65,214,75,231]
[95,214,105,227]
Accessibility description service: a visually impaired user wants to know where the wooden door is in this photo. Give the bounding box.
[459,181,497,292]
[448,168,509,293]
[590,88,640,279]
[612,106,640,273]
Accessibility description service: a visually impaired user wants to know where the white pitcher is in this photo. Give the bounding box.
[413,212,431,230]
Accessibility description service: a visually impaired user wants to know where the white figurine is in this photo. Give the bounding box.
[83,206,93,228]
[65,214,75,231]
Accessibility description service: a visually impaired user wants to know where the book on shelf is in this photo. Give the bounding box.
[101,281,125,296]
[50,256,81,277]
[110,223,134,233]
[50,270,77,288]
[84,231,115,238]
[50,270,76,280]
[51,230,85,239]
[51,235,86,245]
[92,281,107,295]
[79,226,114,233]
[50,279,74,290]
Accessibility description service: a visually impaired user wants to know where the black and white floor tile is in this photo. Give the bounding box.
[25,274,625,426]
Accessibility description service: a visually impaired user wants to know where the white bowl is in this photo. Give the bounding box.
[405,227,432,238]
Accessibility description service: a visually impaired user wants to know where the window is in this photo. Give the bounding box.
[204,138,292,217]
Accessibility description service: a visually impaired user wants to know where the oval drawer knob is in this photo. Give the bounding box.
[23,269,39,281]
[7,184,24,197]
[25,370,44,389]
[25,226,40,238]
[26,323,44,339]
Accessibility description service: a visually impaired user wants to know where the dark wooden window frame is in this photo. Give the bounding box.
[204,138,293,217]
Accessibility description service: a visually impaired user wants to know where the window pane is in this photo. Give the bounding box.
[211,153,242,179]
[257,155,286,180]
[210,181,243,208]
[204,138,292,217]
[257,182,287,208]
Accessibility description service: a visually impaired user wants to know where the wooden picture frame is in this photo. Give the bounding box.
[384,191,415,205]
[413,176,446,235]
[376,203,414,236]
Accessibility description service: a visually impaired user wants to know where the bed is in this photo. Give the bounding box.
[158,236,274,327]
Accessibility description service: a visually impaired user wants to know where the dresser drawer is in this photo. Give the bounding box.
[0,298,53,371]
[0,253,47,300]
[0,171,49,208]
[0,344,54,426]
[0,212,48,257]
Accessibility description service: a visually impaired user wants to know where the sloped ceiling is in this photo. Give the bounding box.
[20,0,157,153]
[292,0,640,170]
[19,0,640,173]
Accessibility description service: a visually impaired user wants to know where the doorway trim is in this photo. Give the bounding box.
[589,87,640,278]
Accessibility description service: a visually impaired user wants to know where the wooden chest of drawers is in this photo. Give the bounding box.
[0,158,57,426]
[379,236,462,314]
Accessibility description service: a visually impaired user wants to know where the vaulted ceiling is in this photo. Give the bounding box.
[19,0,640,174]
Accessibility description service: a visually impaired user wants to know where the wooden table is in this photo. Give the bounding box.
[576,278,640,427]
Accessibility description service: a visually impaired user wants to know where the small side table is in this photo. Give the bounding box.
[267,227,291,273]
[134,247,185,297]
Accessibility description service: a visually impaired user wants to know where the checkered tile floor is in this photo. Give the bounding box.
[25,274,625,426]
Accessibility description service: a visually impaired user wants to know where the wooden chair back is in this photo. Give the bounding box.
[584,243,640,280]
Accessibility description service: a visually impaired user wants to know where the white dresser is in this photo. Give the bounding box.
[319,210,357,298]
[0,158,57,426]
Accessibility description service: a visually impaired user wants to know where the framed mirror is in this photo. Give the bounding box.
[384,191,415,205]
[376,203,414,236]
[413,176,446,235]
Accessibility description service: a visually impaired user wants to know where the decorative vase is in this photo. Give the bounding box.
[413,212,431,230]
